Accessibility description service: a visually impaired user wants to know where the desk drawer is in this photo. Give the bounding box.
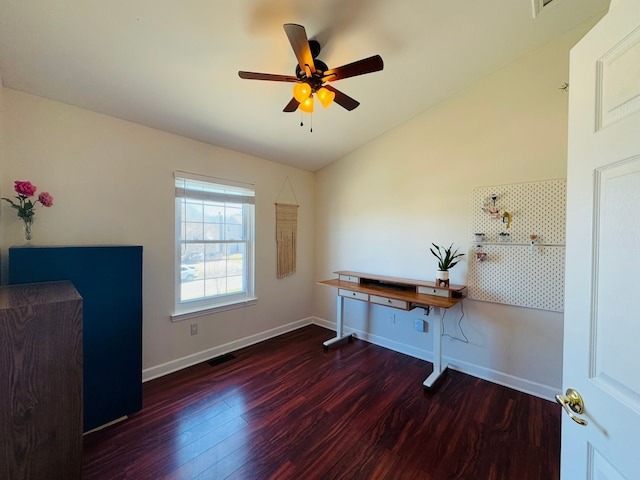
[339,289,369,301]
[417,286,449,297]
[339,274,360,283]
[370,295,408,310]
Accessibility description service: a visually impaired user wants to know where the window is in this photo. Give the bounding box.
[173,171,255,320]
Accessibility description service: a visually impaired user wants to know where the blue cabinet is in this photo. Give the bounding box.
[9,246,143,432]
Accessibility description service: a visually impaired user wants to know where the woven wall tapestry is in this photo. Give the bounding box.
[275,203,298,278]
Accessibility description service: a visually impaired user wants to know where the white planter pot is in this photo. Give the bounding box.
[436,270,449,281]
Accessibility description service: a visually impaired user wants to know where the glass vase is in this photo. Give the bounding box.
[23,217,33,244]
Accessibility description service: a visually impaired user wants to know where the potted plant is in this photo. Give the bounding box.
[430,243,464,284]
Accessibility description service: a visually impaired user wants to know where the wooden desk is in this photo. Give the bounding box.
[319,270,466,389]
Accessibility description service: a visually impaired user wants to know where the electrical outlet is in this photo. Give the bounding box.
[414,319,425,332]
[390,313,396,324]
[190,323,198,335]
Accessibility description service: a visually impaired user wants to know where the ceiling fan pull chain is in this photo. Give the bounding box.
[310,113,313,133]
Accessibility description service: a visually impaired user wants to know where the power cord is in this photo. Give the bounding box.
[441,301,469,344]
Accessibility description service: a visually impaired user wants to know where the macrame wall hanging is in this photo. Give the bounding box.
[275,177,299,278]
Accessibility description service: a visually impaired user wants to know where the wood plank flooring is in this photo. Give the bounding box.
[82,325,561,479]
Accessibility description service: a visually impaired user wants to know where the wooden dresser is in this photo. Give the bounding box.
[0,281,83,480]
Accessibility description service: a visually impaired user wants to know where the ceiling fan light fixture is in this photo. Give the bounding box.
[317,87,335,108]
[299,95,314,113]
[239,24,383,115]
[293,82,312,103]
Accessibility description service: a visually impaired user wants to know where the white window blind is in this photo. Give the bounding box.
[173,171,256,320]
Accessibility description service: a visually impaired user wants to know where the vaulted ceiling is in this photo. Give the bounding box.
[0,0,609,171]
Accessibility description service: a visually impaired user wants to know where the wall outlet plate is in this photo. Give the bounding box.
[414,319,425,332]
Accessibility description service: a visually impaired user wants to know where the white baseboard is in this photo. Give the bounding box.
[313,316,434,361]
[142,317,314,382]
[144,316,558,402]
[444,359,559,402]
[311,317,558,402]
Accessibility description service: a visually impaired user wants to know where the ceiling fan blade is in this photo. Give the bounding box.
[283,98,300,113]
[323,85,360,111]
[238,71,299,82]
[283,23,316,76]
[322,55,384,82]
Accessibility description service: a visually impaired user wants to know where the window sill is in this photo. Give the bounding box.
[171,297,257,322]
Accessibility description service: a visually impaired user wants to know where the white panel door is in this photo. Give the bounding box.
[562,0,640,478]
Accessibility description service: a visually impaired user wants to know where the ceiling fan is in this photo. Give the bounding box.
[238,23,383,114]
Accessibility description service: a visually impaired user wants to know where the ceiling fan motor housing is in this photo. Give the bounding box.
[308,39,321,58]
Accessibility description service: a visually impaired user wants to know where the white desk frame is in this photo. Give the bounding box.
[319,271,466,390]
[322,294,351,348]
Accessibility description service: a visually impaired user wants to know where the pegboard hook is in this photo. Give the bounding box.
[530,234,539,252]
[502,211,512,228]
[483,193,501,218]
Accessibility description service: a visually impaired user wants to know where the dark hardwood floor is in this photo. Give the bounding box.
[82,324,561,479]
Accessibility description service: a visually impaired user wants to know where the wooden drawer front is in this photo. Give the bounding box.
[339,289,369,301]
[418,286,449,297]
[370,295,408,310]
[339,274,360,283]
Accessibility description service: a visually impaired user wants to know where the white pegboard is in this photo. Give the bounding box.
[470,179,566,245]
[468,245,565,311]
[468,180,566,312]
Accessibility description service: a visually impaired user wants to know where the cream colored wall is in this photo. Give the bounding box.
[0,88,315,378]
[0,17,598,398]
[0,70,5,190]
[314,21,598,400]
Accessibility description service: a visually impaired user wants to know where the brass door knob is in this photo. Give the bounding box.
[555,388,588,426]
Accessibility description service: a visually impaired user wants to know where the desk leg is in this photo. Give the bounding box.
[323,295,353,349]
[423,307,448,389]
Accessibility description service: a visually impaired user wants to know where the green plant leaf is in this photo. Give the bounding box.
[430,242,464,270]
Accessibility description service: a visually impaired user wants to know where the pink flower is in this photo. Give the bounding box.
[14,180,37,197]
[38,192,54,207]
[2,180,54,226]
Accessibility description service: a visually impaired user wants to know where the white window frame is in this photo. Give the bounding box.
[172,171,256,321]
